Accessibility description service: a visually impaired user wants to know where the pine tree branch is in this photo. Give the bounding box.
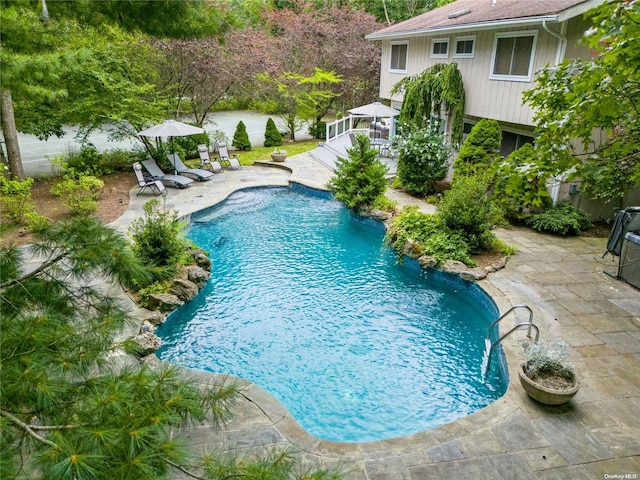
[0,409,60,448]
[0,253,66,290]
[165,459,207,480]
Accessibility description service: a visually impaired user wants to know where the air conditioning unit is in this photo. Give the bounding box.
[620,232,640,289]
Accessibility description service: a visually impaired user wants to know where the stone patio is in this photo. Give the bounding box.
[112,153,640,479]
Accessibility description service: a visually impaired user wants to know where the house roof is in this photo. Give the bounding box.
[366,0,605,40]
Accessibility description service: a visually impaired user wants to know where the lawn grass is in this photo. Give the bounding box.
[229,139,319,164]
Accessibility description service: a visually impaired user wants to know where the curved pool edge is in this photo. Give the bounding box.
[158,177,522,457]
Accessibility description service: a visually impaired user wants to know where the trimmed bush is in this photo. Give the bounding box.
[174,130,210,160]
[526,201,592,236]
[438,175,501,253]
[329,134,387,211]
[454,118,501,178]
[232,121,251,151]
[263,118,282,147]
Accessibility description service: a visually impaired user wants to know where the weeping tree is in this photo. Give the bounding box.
[391,63,465,147]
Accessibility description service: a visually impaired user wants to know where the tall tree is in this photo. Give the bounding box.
[0,0,226,179]
[263,1,383,114]
[523,0,640,204]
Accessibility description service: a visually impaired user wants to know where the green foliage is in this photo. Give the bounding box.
[50,172,104,216]
[526,200,592,236]
[129,199,190,279]
[523,0,640,203]
[438,176,501,253]
[329,134,388,210]
[232,120,252,151]
[308,120,327,139]
[371,195,398,212]
[391,63,465,146]
[385,207,474,266]
[263,117,282,147]
[454,119,501,178]
[174,130,210,159]
[137,280,171,308]
[1,215,342,480]
[0,176,36,224]
[395,124,450,196]
[255,68,341,141]
[492,143,552,220]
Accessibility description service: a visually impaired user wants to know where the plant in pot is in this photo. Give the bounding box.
[270,148,287,162]
[518,340,579,405]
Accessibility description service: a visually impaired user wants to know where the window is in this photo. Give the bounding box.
[453,36,475,58]
[390,43,408,72]
[500,131,534,156]
[490,32,537,81]
[431,38,449,58]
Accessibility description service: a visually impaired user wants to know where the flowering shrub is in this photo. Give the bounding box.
[395,124,449,196]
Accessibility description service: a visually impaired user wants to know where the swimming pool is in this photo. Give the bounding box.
[156,185,507,443]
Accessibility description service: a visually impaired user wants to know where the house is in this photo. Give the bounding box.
[365,0,605,157]
[363,0,640,218]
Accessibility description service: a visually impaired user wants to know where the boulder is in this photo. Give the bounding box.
[193,252,212,271]
[139,320,156,334]
[185,265,210,288]
[442,260,487,281]
[143,310,165,326]
[418,255,438,268]
[131,332,162,356]
[170,278,199,302]
[146,293,184,312]
[403,238,423,258]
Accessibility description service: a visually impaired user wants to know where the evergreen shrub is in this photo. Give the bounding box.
[232,121,251,151]
[329,134,387,210]
[454,118,501,178]
[263,117,282,147]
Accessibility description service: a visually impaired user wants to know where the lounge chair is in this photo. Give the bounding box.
[141,159,194,189]
[167,153,214,181]
[197,144,223,173]
[133,162,166,196]
[214,142,242,170]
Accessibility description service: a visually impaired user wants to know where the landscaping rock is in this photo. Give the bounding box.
[131,331,162,357]
[170,278,199,302]
[418,255,438,268]
[441,260,487,281]
[185,265,210,288]
[139,320,156,334]
[485,256,508,273]
[403,238,423,258]
[146,293,184,312]
[143,310,165,326]
[193,252,212,271]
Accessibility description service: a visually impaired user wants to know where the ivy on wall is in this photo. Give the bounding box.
[391,63,465,147]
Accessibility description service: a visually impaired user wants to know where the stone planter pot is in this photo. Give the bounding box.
[518,364,579,405]
[270,153,287,162]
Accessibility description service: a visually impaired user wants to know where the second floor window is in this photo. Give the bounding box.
[390,43,408,72]
[454,36,475,58]
[431,38,449,58]
[490,32,537,81]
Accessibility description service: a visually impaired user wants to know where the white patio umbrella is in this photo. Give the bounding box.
[137,119,204,138]
[137,119,205,155]
[348,101,399,119]
[348,102,399,139]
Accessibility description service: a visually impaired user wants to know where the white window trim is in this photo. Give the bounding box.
[453,35,475,58]
[489,30,538,82]
[389,42,408,73]
[430,38,449,59]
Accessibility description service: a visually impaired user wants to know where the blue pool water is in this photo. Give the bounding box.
[156,185,507,443]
